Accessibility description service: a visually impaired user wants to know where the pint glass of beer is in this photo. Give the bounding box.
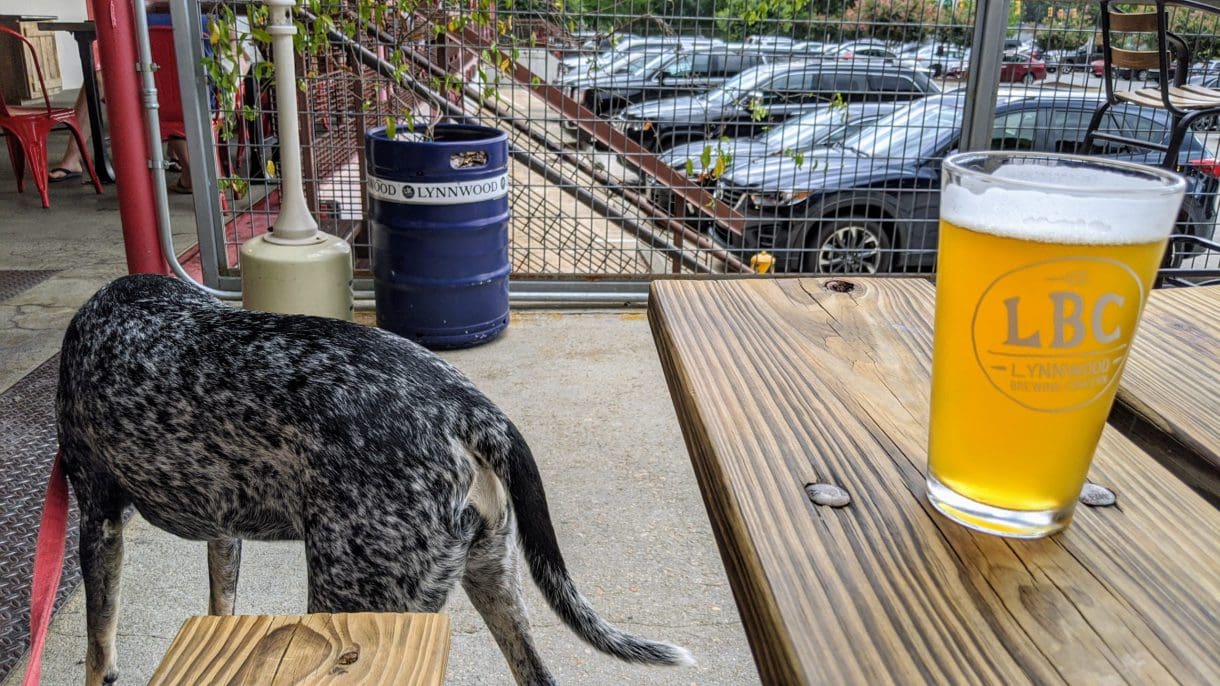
[927,152,1185,538]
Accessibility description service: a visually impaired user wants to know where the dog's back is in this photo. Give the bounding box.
[58,274,494,542]
[58,274,690,684]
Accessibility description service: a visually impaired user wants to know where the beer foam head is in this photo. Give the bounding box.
[942,160,1184,245]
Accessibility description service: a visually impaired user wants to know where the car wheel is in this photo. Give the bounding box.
[1135,69,1149,80]
[1062,64,1074,75]
[1022,72,1036,85]
[802,217,892,274]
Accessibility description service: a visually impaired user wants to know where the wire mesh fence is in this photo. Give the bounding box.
[165,0,1220,291]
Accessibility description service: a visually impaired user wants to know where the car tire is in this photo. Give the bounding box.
[1061,64,1074,75]
[931,64,943,77]
[1022,72,1036,85]
[801,217,892,274]
[1135,69,1149,80]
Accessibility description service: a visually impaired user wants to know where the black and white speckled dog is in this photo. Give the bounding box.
[56,274,691,685]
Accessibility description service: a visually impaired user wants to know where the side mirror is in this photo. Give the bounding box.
[737,90,766,108]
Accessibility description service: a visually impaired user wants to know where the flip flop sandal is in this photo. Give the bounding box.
[168,178,193,194]
[49,167,81,184]
[166,159,182,174]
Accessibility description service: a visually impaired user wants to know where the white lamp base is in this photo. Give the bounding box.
[240,232,354,320]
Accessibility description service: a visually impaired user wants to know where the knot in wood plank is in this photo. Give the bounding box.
[1079,483,1117,507]
[337,645,360,665]
[805,483,851,508]
[823,280,856,293]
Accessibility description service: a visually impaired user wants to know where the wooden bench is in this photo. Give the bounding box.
[649,277,1220,684]
[150,612,450,685]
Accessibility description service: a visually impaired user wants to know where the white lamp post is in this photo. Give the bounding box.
[240,0,353,320]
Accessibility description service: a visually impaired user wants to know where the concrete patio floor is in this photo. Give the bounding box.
[0,129,757,684]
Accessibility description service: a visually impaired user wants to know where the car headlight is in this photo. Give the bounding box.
[749,191,811,207]
[618,118,650,133]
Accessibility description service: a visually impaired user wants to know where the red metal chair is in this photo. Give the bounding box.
[0,26,103,208]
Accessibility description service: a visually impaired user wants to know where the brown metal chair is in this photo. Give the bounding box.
[1084,1,1220,168]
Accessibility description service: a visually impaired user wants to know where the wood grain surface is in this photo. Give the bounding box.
[649,277,1220,686]
[1116,285,1220,503]
[149,613,450,685]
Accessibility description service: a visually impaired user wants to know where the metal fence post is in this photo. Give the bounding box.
[959,0,1012,152]
[168,0,229,290]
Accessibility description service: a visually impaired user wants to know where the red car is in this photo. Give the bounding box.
[1000,52,1047,84]
[1090,58,1156,80]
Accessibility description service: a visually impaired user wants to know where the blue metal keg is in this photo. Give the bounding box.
[365,124,510,349]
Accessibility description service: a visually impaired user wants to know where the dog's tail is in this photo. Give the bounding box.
[498,422,694,667]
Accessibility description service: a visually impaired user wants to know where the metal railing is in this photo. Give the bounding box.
[158,0,1220,300]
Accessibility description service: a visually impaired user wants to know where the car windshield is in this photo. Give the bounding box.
[839,99,962,159]
[760,107,856,151]
[593,51,646,75]
[629,52,672,76]
[701,66,778,106]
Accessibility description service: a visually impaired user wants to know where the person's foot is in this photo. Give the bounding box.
[169,176,193,194]
[49,167,82,183]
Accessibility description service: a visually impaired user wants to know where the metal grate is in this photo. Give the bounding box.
[0,271,58,303]
[168,1,1220,288]
[0,357,80,684]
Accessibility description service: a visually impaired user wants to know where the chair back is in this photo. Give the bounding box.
[1104,7,1188,79]
[0,25,52,116]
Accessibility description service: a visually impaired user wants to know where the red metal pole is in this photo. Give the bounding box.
[91,0,168,274]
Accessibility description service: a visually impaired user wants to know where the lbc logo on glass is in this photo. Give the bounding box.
[1002,291,1126,349]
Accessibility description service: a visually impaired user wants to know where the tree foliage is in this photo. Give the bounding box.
[843,0,974,45]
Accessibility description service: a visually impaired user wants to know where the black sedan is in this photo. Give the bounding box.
[614,62,937,151]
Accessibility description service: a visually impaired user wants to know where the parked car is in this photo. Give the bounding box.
[650,102,901,220]
[568,47,769,118]
[660,101,901,177]
[709,90,1220,273]
[729,40,821,63]
[557,35,721,80]
[1090,59,1156,80]
[1052,46,1103,74]
[554,49,653,86]
[548,30,603,61]
[999,52,1047,84]
[744,35,801,50]
[819,39,893,58]
[899,44,970,77]
[615,62,939,151]
[821,43,902,66]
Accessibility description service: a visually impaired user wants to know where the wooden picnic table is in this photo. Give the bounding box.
[1115,285,1220,504]
[649,277,1219,685]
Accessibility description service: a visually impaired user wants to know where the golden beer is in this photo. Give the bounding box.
[928,153,1184,537]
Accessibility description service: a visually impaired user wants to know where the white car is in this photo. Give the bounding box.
[899,45,971,77]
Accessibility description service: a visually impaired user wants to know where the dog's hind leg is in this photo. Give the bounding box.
[77,497,125,686]
[207,539,242,615]
[462,515,556,686]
